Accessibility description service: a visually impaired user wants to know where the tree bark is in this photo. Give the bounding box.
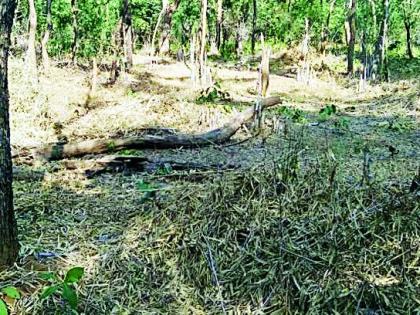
[320,0,336,55]
[26,0,38,80]
[158,0,180,55]
[375,0,389,80]
[151,0,167,55]
[121,0,133,71]
[34,97,282,161]
[402,0,414,59]
[199,0,207,85]
[259,37,270,97]
[251,0,257,54]
[41,0,52,71]
[404,21,413,59]
[71,0,78,65]
[346,0,356,74]
[0,0,19,269]
[215,0,223,51]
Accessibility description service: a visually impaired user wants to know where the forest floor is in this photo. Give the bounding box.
[2,51,419,314]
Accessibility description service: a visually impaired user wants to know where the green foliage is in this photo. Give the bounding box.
[334,117,350,131]
[388,117,416,132]
[0,300,7,315]
[155,164,173,175]
[0,286,21,315]
[318,104,337,121]
[120,149,140,156]
[136,179,158,192]
[136,179,159,202]
[106,141,116,151]
[11,0,419,62]
[196,82,231,104]
[1,287,20,300]
[39,267,85,311]
[277,106,307,123]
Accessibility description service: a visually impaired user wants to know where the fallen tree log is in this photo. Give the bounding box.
[62,155,238,178]
[34,96,282,161]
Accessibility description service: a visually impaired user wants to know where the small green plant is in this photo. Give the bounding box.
[0,286,21,315]
[277,106,307,123]
[388,117,416,132]
[155,164,173,175]
[136,179,158,192]
[126,89,137,97]
[106,141,116,151]
[334,117,350,131]
[136,179,159,202]
[318,104,337,121]
[196,82,231,104]
[120,149,139,156]
[39,267,85,311]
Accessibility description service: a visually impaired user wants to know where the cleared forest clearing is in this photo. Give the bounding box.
[3,52,419,314]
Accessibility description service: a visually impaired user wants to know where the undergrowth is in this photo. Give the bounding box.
[115,139,419,314]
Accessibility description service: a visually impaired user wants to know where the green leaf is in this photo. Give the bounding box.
[62,283,78,309]
[136,180,158,192]
[64,267,85,284]
[40,285,59,299]
[0,300,7,315]
[39,272,57,281]
[1,287,20,299]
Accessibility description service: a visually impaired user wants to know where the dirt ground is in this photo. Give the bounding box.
[3,53,419,314]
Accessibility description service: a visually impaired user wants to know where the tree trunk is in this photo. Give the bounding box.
[401,0,414,59]
[26,0,38,80]
[34,97,282,161]
[0,0,19,269]
[159,0,180,54]
[199,0,207,85]
[251,0,257,54]
[404,21,413,59]
[41,0,52,71]
[374,0,389,80]
[121,0,133,71]
[346,0,356,74]
[71,0,78,65]
[108,21,123,84]
[320,0,336,55]
[215,0,223,51]
[260,44,270,97]
[151,0,167,55]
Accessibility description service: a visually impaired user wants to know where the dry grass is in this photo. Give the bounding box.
[1,52,419,314]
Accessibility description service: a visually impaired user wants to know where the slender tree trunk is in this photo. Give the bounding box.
[85,57,98,106]
[199,0,207,85]
[215,0,223,51]
[404,21,414,59]
[346,0,356,74]
[377,0,389,80]
[251,0,257,54]
[151,0,167,55]
[369,0,377,34]
[401,0,414,59]
[121,0,133,71]
[0,0,19,269]
[259,41,270,97]
[320,0,336,55]
[109,20,123,84]
[158,0,180,55]
[236,20,245,58]
[71,0,78,65]
[26,0,38,80]
[41,0,52,71]
[190,34,197,86]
